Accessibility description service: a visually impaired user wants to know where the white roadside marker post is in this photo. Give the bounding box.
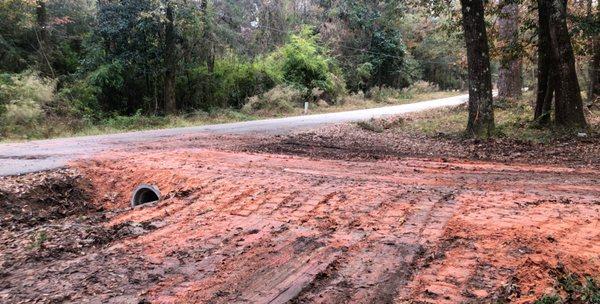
[304,101,309,114]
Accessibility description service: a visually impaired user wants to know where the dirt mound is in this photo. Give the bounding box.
[0,169,96,229]
[0,169,168,303]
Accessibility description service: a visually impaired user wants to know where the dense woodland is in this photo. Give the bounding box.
[0,0,598,139]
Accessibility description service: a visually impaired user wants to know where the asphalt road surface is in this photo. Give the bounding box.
[0,94,468,176]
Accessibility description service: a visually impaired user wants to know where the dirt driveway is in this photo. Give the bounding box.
[1,131,598,304]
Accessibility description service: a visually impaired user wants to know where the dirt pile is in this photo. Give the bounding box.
[0,169,95,229]
[0,169,170,303]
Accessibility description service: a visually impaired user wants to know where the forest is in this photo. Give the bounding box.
[0,0,598,139]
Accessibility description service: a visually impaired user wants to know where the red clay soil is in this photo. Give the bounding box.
[1,133,599,303]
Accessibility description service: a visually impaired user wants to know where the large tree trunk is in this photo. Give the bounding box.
[547,0,587,127]
[460,0,495,138]
[164,1,177,115]
[534,0,553,124]
[497,0,522,100]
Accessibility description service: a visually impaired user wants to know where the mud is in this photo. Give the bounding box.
[1,131,599,303]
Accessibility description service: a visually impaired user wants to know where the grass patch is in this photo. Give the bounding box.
[1,91,459,142]
[1,108,257,141]
[392,93,599,143]
[28,231,47,250]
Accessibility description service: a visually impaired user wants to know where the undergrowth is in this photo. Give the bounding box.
[376,93,600,143]
[1,90,458,142]
[534,268,600,304]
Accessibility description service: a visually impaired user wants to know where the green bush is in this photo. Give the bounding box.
[99,111,169,131]
[0,74,10,117]
[367,86,410,103]
[58,79,101,119]
[242,85,305,115]
[213,55,278,108]
[405,80,439,94]
[88,60,124,91]
[176,29,346,110]
[277,26,345,101]
[181,54,280,110]
[0,71,56,138]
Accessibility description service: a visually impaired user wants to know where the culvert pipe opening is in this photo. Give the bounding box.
[131,184,161,207]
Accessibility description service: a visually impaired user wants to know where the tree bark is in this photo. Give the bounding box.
[460,0,495,137]
[164,1,177,115]
[201,0,214,74]
[588,0,600,103]
[36,0,54,78]
[547,0,587,127]
[36,0,48,43]
[590,37,600,103]
[497,0,522,100]
[535,0,553,124]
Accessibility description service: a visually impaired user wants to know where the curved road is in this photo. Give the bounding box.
[0,94,467,176]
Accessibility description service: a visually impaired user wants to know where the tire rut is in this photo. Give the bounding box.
[289,189,462,303]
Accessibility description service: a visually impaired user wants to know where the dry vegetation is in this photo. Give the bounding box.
[359,94,600,144]
[1,82,459,142]
[243,96,600,167]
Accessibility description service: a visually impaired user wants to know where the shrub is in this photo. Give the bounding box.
[99,111,168,131]
[405,80,439,94]
[340,91,367,106]
[0,74,10,117]
[329,73,347,103]
[0,71,56,138]
[182,54,280,110]
[242,85,305,115]
[367,86,409,103]
[88,60,124,91]
[57,80,101,119]
[213,55,276,108]
[179,29,346,110]
[278,26,345,101]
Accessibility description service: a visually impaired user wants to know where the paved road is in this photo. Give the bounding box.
[0,94,468,176]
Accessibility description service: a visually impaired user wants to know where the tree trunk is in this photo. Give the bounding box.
[497,0,522,100]
[590,37,600,103]
[36,0,48,43]
[201,0,214,74]
[460,0,495,138]
[588,0,600,103]
[547,0,587,127]
[164,1,177,115]
[36,0,54,78]
[535,0,553,124]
